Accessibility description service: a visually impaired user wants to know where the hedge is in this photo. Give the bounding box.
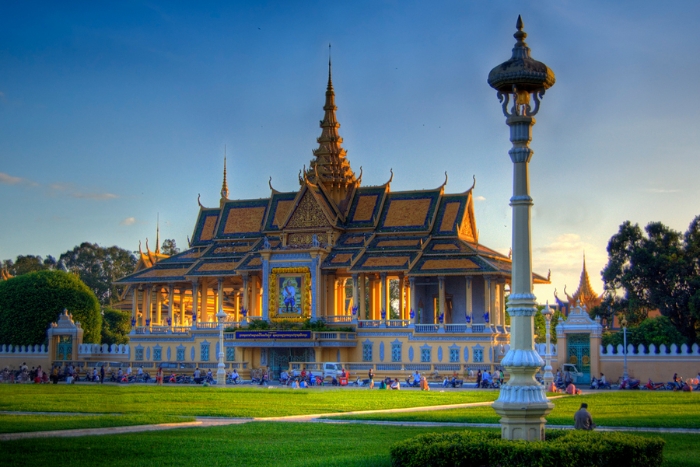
[0,270,101,345]
[390,430,664,467]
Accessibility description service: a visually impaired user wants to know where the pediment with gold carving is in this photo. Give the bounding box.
[284,190,333,230]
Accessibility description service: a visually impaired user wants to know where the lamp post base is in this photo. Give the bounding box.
[492,400,554,440]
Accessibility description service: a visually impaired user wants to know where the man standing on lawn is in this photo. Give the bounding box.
[574,403,596,430]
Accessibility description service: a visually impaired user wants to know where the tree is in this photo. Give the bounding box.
[160,239,180,256]
[3,255,56,276]
[601,217,700,344]
[100,307,130,345]
[58,243,137,305]
[0,270,101,345]
[601,316,685,348]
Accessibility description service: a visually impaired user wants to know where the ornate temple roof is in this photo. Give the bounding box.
[116,63,550,286]
[564,255,603,310]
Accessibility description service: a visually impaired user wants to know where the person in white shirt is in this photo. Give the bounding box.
[231,369,239,383]
[137,367,144,376]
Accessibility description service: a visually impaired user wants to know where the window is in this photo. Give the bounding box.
[226,347,235,362]
[474,348,484,363]
[176,347,185,362]
[201,343,210,361]
[153,347,162,362]
[391,342,402,363]
[449,348,460,363]
[135,347,144,361]
[421,347,431,363]
[362,342,373,362]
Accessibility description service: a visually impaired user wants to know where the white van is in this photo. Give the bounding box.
[323,362,344,379]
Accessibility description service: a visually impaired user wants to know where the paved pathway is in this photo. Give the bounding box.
[2,397,699,441]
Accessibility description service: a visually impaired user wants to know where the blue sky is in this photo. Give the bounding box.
[1,1,699,302]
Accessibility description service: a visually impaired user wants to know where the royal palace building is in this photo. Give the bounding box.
[111,63,549,379]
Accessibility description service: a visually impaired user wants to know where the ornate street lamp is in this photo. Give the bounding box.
[542,302,554,387]
[620,315,629,380]
[489,16,556,441]
[216,306,227,386]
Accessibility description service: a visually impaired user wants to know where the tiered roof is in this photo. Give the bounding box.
[116,64,549,286]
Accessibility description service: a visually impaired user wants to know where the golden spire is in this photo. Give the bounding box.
[306,44,357,205]
[569,253,602,309]
[220,148,229,207]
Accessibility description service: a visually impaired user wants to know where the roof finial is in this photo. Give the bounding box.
[220,147,229,202]
[328,43,332,84]
[516,14,523,31]
[155,213,160,254]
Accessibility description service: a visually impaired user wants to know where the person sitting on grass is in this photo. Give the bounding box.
[390,378,401,390]
[574,403,596,430]
[299,379,307,389]
[566,382,582,395]
[280,370,289,384]
[379,379,387,390]
[420,375,430,391]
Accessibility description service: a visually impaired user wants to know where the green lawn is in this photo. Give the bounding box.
[0,423,698,467]
[332,391,700,429]
[0,384,497,418]
[0,414,193,434]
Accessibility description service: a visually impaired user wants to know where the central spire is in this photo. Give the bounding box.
[220,149,229,207]
[306,44,357,206]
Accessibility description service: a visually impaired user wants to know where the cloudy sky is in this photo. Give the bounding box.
[1,1,698,303]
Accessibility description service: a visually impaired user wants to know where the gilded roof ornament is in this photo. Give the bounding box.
[220,154,229,207]
[305,48,357,206]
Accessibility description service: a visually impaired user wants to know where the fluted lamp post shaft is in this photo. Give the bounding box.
[216,306,227,386]
[488,15,555,441]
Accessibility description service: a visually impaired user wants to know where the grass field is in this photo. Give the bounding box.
[331,391,700,429]
[0,384,498,419]
[0,414,193,434]
[0,423,698,467]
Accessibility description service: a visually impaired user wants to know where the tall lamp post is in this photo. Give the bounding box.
[216,306,227,386]
[542,302,554,387]
[489,16,556,441]
[620,316,628,380]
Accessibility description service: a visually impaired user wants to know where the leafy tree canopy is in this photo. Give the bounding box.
[59,242,137,305]
[0,270,101,345]
[2,255,57,276]
[601,316,686,348]
[101,307,130,345]
[601,216,700,343]
[160,239,180,256]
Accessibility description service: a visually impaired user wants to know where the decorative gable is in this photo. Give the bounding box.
[285,190,332,229]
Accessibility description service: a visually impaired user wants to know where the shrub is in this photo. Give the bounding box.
[390,430,664,467]
[0,270,101,344]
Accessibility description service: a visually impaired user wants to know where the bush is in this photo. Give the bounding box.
[390,430,664,467]
[0,270,101,344]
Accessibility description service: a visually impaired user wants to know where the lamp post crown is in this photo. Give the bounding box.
[488,15,555,94]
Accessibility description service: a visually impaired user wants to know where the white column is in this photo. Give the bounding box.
[351,274,359,320]
[131,287,138,327]
[200,281,208,323]
[380,273,387,321]
[359,274,366,320]
[167,284,174,328]
[144,287,152,327]
[409,276,416,324]
[438,276,446,324]
[242,275,250,319]
[217,278,224,314]
[465,277,473,328]
[191,281,199,329]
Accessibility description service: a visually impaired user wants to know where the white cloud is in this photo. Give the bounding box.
[72,192,118,200]
[644,188,680,193]
[475,195,486,201]
[533,233,607,300]
[0,172,26,185]
[120,217,137,226]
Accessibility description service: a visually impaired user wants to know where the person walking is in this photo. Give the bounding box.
[368,368,375,389]
[574,403,596,430]
[100,365,105,384]
[156,366,163,386]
